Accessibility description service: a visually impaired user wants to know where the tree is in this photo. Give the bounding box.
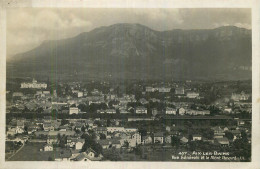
[85,124,89,130]
[61,119,69,126]
[100,133,106,140]
[209,105,221,116]
[241,131,248,141]
[36,107,44,113]
[106,119,111,127]
[81,134,103,154]
[22,106,30,113]
[133,145,142,155]
[48,156,53,161]
[24,125,28,132]
[78,104,88,112]
[57,133,61,140]
[123,141,129,148]
[103,148,121,161]
[138,128,147,137]
[233,137,251,161]
[94,120,101,127]
[202,129,214,139]
[225,131,234,140]
[188,134,193,142]
[81,126,86,132]
[58,134,67,148]
[171,136,180,148]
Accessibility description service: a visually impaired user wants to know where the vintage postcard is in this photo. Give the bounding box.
[0,0,259,169]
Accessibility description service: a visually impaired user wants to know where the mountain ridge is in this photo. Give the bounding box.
[7,23,252,81]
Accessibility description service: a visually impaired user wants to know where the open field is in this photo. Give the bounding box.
[7,142,54,161]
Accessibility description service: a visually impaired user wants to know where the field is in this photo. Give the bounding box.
[7,142,54,161]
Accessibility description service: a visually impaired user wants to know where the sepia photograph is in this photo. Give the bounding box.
[0,0,260,168]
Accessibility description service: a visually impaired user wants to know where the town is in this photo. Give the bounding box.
[5,78,252,161]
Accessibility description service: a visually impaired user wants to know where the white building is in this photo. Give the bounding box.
[124,128,138,133]
[106,127,125,133]
[135,107,147,114]
[75,139,85,150]
[178,108,186,115]
[12,92,23,97]
[69,107,79,115]
[175,87,185,95]
[105,109,116,114]
[44,144,53,151]
[21,79,47,89]
[165,107,176,115]
[146,87,155,92]
[77,92,83,98]
[158,87,171,93]
[130,132,142,146]
[43,91,50,94]
[192,134,202,141]
[186,110,210,115]
[186,92,200,99]
[154,132,164,144]
[231,91,250,101]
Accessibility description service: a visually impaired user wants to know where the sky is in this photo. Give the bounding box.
[6,8,251,58]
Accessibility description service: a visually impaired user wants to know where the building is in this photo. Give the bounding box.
[192,134,202,141]
[97,140,110,149]
[231,91,250,101]
[186,110,210,116]
[44,144,53,151]
[12,92,24,97]
[164,135,172,144]
[152,108,158,116]
[69,107,79,115]
[212,126,225,139]
[75,139,85,150]
[158,87,171,93]
[146,87,155,92]
[224,108,232,114]
[111,139,121,149]
[124,128,138,133]
[139,98,149,105]
[180,136,189,144]
[74,148,103,161]
[6,128,17,136]
[186,92,200,99]
[55,149,72,161]
[231,130,241,140]
[120,109,130,114]
[106,94,117,100]
[135,107,147,114]
[67,137,78,148]
[154,132,164,144]
[130,132,142,147]
[77,92,83,98]
[215,137,229,146]
[43,91,50,94]
[106,127,125,133]
[43,122,54,131]
[142,136,153,144]
[178,108,186,115]
[105,109,116,114]
[94,127,108,135]
[175,87,185,95]
[165,107,176,115]
[47,135,58,144]
[237,120,245,126]
[21,79,47,89]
